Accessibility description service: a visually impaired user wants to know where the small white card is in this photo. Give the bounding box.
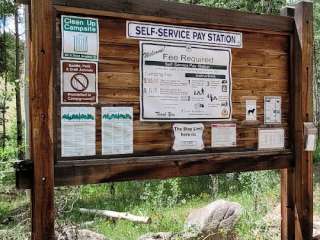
[246,99,257,121]
[211,123,236,147]
[258,128,284,150]
[264,96,281,124]
[305,134,316,151]
[172,123,204,151]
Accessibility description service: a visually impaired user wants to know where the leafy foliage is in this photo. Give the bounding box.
[178,0,286,14]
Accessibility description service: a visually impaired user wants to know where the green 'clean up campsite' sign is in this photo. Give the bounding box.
[61,15,99,61]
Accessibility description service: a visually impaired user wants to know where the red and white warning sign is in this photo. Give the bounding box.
[61,60,98,104]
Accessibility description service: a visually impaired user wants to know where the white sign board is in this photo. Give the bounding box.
[211,123,236,147]
[61,107,96,157]
[61,15,99,61]
[246,99,257,121]
[61,60,98,104]
[140,42,232,122]
[173,123,204,151]
[258,128,284,150]
[264,96,281,124]
[102,107,133,155]
[127,21,242,48]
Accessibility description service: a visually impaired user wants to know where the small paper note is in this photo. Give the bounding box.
[246,99,257,121]
[211,123,237,147]
[258,128,284,149]
[173,123,204,151]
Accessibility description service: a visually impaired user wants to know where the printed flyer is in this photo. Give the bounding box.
[264,96,281,124]
[258,128,284,149]
[211,123,236,147]
[102,107,133,155]
[172,123,204,151]
[140,42,232,121]
[61,107,96,157]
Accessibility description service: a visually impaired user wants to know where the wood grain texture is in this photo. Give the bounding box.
[280,6,295,240]
[55,15,291,159]
[292,2,314,239]
[30,0,55,239]
[16,150,293,189]
[50,0,294,33]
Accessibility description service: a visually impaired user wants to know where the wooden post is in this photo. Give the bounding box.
[281,168,295,240]
[281,2,313,239]
[30,0,55,239]
[293,1,313,239]
[280,6,295,240]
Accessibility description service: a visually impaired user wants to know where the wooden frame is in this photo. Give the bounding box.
[16,0,314,239]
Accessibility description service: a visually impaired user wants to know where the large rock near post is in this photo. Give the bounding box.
[185,200,242,236]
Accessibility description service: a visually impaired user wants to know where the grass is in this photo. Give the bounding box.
[0,168,319,240]
[54,173,282,240]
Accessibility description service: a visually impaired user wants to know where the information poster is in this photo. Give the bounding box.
[246,99,257,121]
[102,107,133,155]
[264,96,281,124]
[211,123,236,147]
[61,15,99,61]
[173,123,204,151]
[258,128,284,149]
[140,42,232,121]
[61,60,98,104]
[61,107,96,157]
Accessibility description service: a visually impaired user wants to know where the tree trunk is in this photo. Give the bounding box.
[1,16,8,150]
[15,5,23,159]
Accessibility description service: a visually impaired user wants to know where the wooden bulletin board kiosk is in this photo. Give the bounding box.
[16,0,315,239]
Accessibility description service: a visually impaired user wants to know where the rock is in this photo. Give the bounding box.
[185,200,242,236]
[138,232,173,240]
[314,235,320,240]
[57,227,107,240]
[314,216,320,237]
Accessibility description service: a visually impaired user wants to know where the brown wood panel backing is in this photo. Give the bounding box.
[55,13,290,161]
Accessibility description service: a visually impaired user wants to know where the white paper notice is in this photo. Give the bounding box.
[246,99,257,121]
[264,96,281,124]
[305,134,316,151]
[211,123,236,147]
[61,107,96,157]
[140,42,232,122]
[258,128,284,150]
[61,15,99,61]
[173,123,204,151]
[102,107,133,155]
